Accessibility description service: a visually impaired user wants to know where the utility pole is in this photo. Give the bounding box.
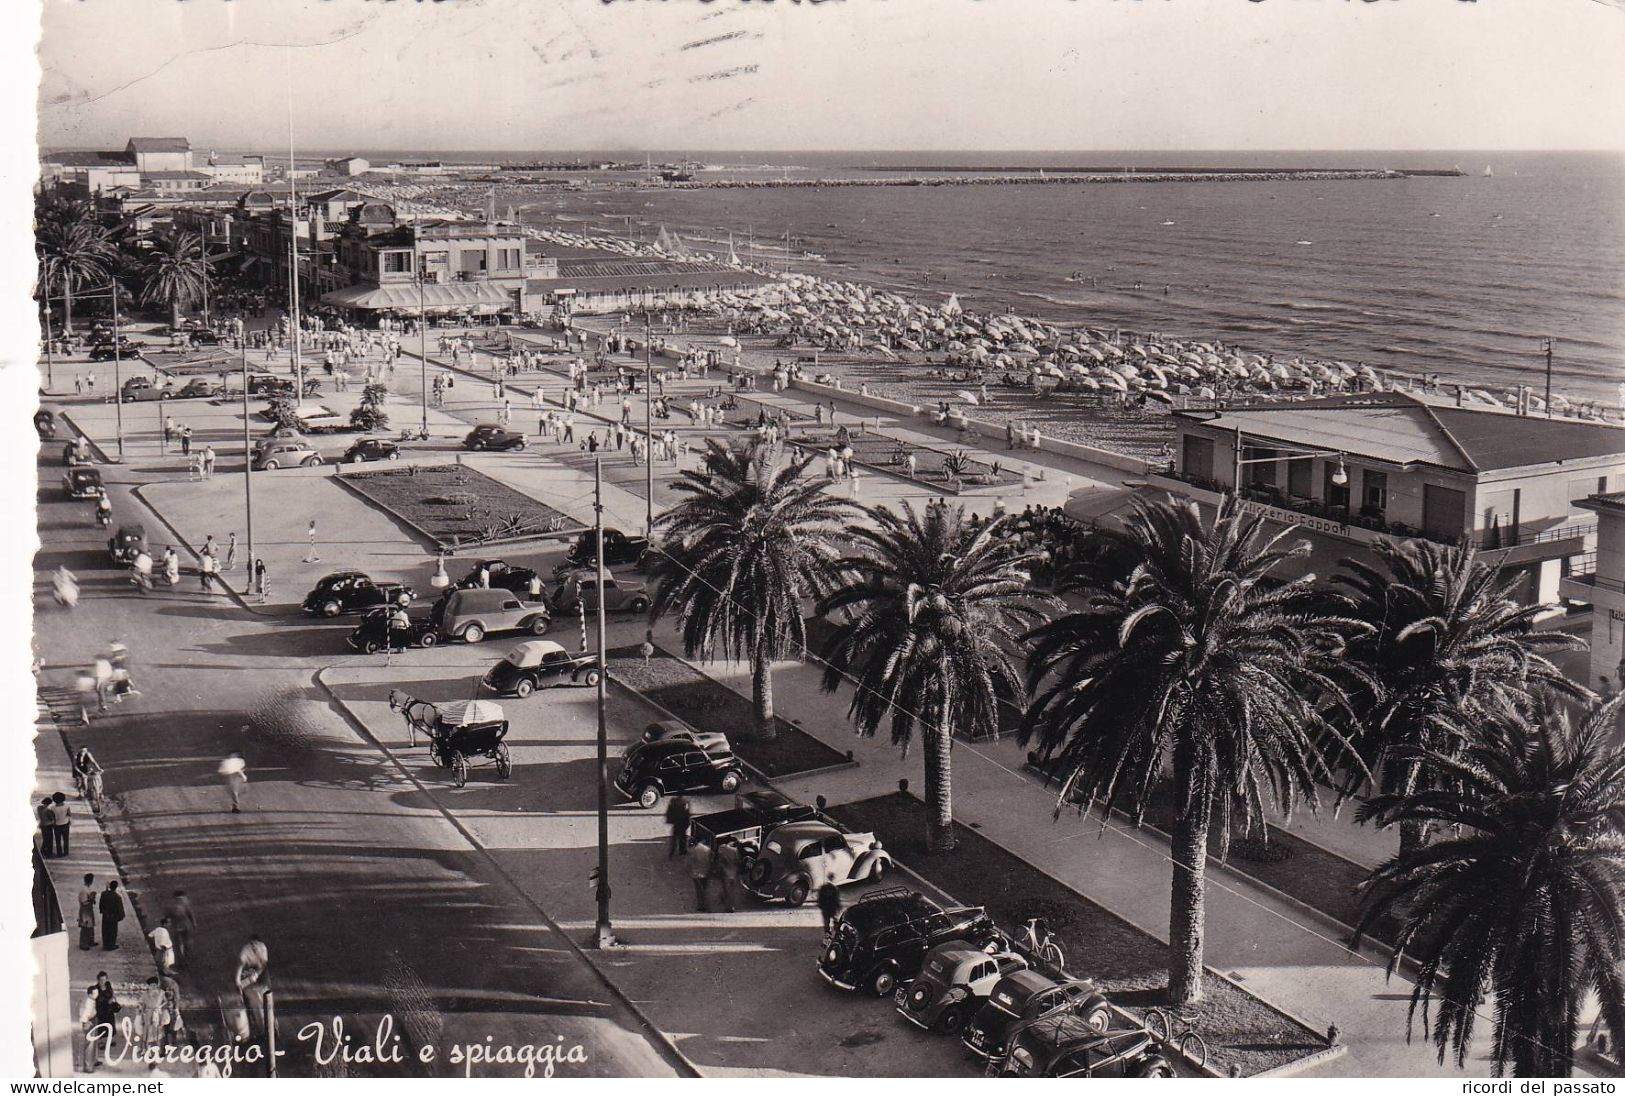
[111,283,125,461]
[416,218,428,436]
[41,301,53,391]
[242,336,256,592]
[286,82,304,407]
[644,313,654,537]
[1542,336,1554,419]
[592,457,614,949]
[200,222,211,326]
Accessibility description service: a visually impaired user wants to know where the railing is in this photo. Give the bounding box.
[1565,552,1625,595]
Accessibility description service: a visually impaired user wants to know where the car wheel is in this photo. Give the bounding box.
[1138,1059,1174,1079]
[159,391,172,400]
[748,859,773,887]
[305,456,322,467]
[867,859,888,885]
[513,442,526,451]
[263,459,280,470]
[462,623,485,644]
[387,451,400,461]
[527,615,549,636]
[937,1003,969,1036]
[321,600,341,617]
[470,441,484,451]
[720,770,742,793]
[417,632,437,649]
[580,668,602,688]
[628,596,650,614]
[361,638,380,654]
[871,968,897,997]
[1082,1005,1109,1033]
[514,677,535,699]
[637,784,661,810]
[786,879,810,907]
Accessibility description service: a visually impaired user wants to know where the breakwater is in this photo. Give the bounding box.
[638,169,1430,191]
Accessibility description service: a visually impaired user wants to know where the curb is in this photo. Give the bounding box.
[331,463,589,554]
[56,409,120,466]
[312,667,701,1079]
[1254,1042,1350,1078]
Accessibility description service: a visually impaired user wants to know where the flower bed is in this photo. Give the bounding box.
[341,463,579,549]
[610,645,855,780]
[829,792,1331,1077]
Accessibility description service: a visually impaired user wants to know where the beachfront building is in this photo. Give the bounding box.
[526,257,775,316]
[201,153,266,185]
[1151,392,1625,607]
[1560,492,1625,694]
[319,208,530,318]
[125,137,193,174]
[325,156,370,176]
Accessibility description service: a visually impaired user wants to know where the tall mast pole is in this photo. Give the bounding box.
[644,315,654,537]
[286,62,304,407]
[592,458,614,949]
[1542,337,1554,419]
[242,336,256,589]
[111,283,125,461]
[417,216,428,436]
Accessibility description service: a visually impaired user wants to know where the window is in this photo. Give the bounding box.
[1361,470,1388,515]
[502,598,522,610]
[1181,435,1213,481]
[1287,457,1313,499]
[382,251,412,274]
[1244,446,1277,488]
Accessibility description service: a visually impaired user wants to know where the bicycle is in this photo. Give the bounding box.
[1017,917,1066,971]
[77,768,104,813]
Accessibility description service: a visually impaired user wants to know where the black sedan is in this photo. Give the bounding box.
[346,607,438,653]
[463,424,527,452]
[175,379,221,399]
[120,378,175,402]
[340,438,401,464]
[89,340,137,362]
[456,559,542,596]
[246,375,295,396]
[480,639,602,696]
[614,739,745,809]
[301,571,415,617]
[554,528,650,576]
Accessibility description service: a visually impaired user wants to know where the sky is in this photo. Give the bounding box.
[25,0,1625,155]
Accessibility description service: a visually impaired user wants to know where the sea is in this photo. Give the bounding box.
[346,149,1625,405]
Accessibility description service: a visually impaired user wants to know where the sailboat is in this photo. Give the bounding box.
[1483,164,1494,178]
[726,232,741,267]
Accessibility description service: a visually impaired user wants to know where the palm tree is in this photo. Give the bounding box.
[138,229,207,330]
[1334,539,1584,855]
[1021,496,1364,1005]
[650,437,863,738]
[35,196,116,336]
[1355,694,1625,1077]
[817,502,1057,852]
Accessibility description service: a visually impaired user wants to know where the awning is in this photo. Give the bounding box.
[319,282,517,311]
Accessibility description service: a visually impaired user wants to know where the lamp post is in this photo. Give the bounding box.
[644,312,654,537]
[242,335,256,590]
[1229,427,1346,501]
[40,301,53,390]
[417,225,429,436]
[1541,336,1555,419]
[592,457,615,949]
[110,282,125,462]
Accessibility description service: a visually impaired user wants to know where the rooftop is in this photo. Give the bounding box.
[1177,392,1625,474]
[526,268,774,295]
[1576,491,1625,517]
[144,171,213,181]
[44,150,132,167]
[127,137,191,153]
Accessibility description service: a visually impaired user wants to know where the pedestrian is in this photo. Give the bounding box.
[52,790,72,856]
[717,839,741,913]
[640,627,655,666]
[906,452,918,478]
[165,890,195,965]
[202,445,216,478]
[302,519,320,563]
[220,753,248,812]
[148,919,176,974]
[79,986,102,1072]
[163,546,180,587]
[78,873,98,949]
[224,531,238,571]
[664,794,691,858]
[687,839,713,912]
[817,880,842,933]
[199,552,218,591]
[254,558,269,602]
[139,976,166,1048]
[163,415,175,443]
[99,880,125,950]
[37,796,55,856]
[179,425,192,455]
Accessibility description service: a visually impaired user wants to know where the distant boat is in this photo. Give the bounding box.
[1296,240,1313,246]
[1483,165,1494,178]
[1161,220,1176,226]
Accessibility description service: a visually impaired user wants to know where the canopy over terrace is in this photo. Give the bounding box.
[319,282,518,314]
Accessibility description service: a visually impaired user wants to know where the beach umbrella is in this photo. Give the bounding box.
[1196,386,1216,399]
[955,390,980,406]
[718,336,739,348]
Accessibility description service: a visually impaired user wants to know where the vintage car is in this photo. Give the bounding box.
[638,719,729,754]
[456,559,543,597]
[63,465,104,500]
[302,571,415,617]
[962,970,1113,1063]
[818,889,1006,997]
[688,789,817,868]
[120,377,175,402]
[438,587,551,644]
[108,523,147,565]
[480,639,602,696]
[340,438,401,464]
[462,424,527,452]
[245,374,295,396]
[895,940,1029,1035]
[1000,1022,1173,1079]
[34,409,56,439]
[614,738,745,809]
[550,569,651,615]
[253,439,323,470]
[554,528,650,575]
[744,820,892,907]
[89,339,137,362]
[175,378,221,399]
[346,607,438,653]
[62,440,94,466]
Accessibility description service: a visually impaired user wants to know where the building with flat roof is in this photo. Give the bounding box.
[320,211,529,316]
[1560,492,1625,693]
[1152,392,1625,606]
[202,153,265,185]
[125,137,192,174]
[325,156,370,176]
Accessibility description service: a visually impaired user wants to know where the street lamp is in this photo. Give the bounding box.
[643,310,654,537]
[1228,427,1347,500]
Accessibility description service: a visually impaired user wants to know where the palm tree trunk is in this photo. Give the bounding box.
[924,729,956,854]
[1167,750,1211,1007]
[751,649,777,740]
[62,281,74,337]
[171,300,181,331]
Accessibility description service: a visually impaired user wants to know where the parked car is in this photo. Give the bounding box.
[254,439,323,470]
[63,466,104,500]
[89,340,137,361]
[246,374,295,396]
[120,377,174,402]
[638,719,729,754]
[62,441,93,466]
[688,790,818,868]
[999,1022,1172,1078]
[108,523,147,565]
[614,738,745,809]
[340,438,401,464]
[480,639,602,696]
[346,607,438,653]
[818,889,1006,996]
[456,559,543,597]
[463,424,527,452]
[554,528,649,575]
[438,587,551,644]
[550,570,650,615]
[301,572,414,617]
[895,940,1029,1035]
[962,971,1113,1063]
[35,409,57,439]
[175,378,221,399]
[744,820,893,907]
